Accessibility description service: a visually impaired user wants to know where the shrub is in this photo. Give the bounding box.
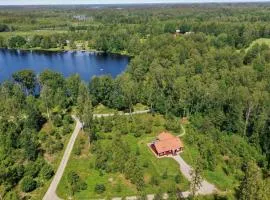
[3,191,20,200]
[162,169,168,179]
[39,131,47,140]
[63,115,73,125]
[52,114,63,127]
[174,174,181,184]
[49,128,56,136]
[142,161,149,168]
[67,171,87,194]
[165,116,181,133]
[20,176,37,192]
[79,181,87,190]
[61,124,72,135]
[150,176,159,186]
[24,162,41,178]
[94,184,106,194]
[40,163,54,180]
[74,146,82,156]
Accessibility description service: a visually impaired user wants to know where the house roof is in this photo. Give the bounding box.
[157,132,175,140]
[154,132,184,154]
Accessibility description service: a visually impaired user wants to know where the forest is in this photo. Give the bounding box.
[0,3,270,200]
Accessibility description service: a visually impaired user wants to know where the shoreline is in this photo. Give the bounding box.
[0,47,132,57]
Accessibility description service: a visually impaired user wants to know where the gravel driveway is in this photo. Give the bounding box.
[173,155,217,196]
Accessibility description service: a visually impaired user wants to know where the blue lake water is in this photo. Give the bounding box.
[0,49,130,82]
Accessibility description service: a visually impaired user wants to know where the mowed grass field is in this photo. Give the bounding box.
[57,114,190,199]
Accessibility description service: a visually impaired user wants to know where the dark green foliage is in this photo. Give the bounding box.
[3,191,20,200]
[12,70,36,95]
[20,176,37,192]
[94,184,106,194]
[40,163,54,180]
[52,114,63,127]
[0,71,75,195]
[67,171,87,195]
[162,169,168,179]
[92,134,145,191]
[174,174,181,184]
[236,161,268,200]
[0,24,10,32]
[8,36,26,48]
[150,176,160,186]
[24,162,41,178]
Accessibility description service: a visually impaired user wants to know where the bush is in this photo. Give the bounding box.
[20,176,37,192]
[79,181,87,190]
[174,174,181,184]
[162,169,168,179]
[63,115,73,125]
[165,117,181,133]
[40,163,54,180]
[150,176,159,186]
[49,128,57,136]
[62,124,72,135]
[52,114,63,127]
[24,162,41,178]
[74,146,82,156]
[3,191,20,200]
[94,183,106,194]
[39,131,47,140]
[54,141,64,152]
[67,171,87,194]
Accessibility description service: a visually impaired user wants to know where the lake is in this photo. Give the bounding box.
[0,49,130,82]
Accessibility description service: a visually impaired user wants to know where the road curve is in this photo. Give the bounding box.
[43,115,82,200]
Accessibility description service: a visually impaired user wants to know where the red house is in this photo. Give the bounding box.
[151,132,184,157]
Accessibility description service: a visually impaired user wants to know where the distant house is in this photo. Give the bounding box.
[73,15,87,21]
[174,29,181,38]
[150,132,184,157]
